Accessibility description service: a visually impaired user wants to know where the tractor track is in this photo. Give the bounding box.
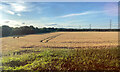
[40,34,62,43]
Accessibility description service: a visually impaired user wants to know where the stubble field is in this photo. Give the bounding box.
[2,32,118,52]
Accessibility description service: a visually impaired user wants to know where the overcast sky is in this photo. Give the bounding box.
[0,2,118,29]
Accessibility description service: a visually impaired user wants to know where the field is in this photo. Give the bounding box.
[2,32,118,51]
[1,32,120,71]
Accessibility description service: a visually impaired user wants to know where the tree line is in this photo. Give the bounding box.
[0,25,58,37]
[0,25,119,37]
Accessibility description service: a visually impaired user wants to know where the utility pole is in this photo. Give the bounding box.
[89,24,91,29]
[62,25,63,28]
[110,19,112,29]
[79,25,81,29]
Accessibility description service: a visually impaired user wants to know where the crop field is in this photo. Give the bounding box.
[2,32,118,52]
[1,32,120,71]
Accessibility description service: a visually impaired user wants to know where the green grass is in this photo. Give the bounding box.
[1,47,120,71]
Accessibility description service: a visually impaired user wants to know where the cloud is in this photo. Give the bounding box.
[10,3,26,12]
[48,24,58,26]
[4,21,10,23]
[45,23,58,27]
[60,11,102,18]
[2,2,28,13]
[14,24,21,26]
[60,11,92,18]
[22,22,25,24]
[0,19,25,27]
[0,6,2,10]
[6,10,22,16]
[1,2,43,17]
[17,13,21,16]
[7,10,15,15]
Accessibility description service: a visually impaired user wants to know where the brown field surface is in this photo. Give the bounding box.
[2,32,118,52]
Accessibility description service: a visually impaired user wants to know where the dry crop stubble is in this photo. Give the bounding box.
[2,32,118,53]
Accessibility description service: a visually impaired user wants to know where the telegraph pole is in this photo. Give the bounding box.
[89,24,91,29]
[110,19,112,29]
[79,25,81,29]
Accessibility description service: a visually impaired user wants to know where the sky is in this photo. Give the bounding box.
[0,2,118,29]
